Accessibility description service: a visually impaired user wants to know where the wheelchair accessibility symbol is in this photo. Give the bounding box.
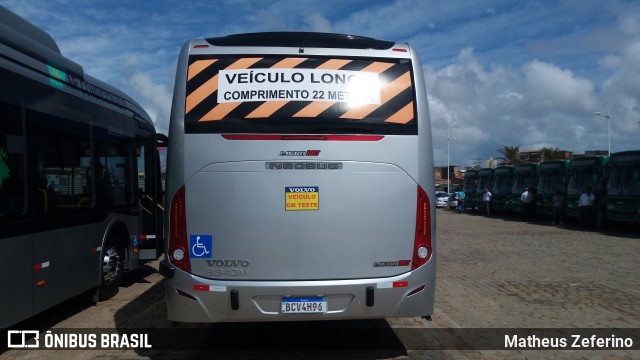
[189,235,212,258]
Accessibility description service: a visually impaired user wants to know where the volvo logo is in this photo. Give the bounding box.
[206,259,250,277]
[206,260,250,268]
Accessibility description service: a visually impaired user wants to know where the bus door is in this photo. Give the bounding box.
[136,135,166,260]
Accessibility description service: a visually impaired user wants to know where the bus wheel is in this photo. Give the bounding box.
[97,234,124,301]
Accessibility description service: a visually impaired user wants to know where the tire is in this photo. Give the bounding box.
[97,233,124,301]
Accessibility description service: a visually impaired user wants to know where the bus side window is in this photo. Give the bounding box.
[32,114,91,213]
[92,126,139,208]
[0,102,26,216]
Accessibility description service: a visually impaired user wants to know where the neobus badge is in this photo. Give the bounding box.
[266,162,342,170]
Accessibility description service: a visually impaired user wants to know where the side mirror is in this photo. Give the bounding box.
[156,133,168,148]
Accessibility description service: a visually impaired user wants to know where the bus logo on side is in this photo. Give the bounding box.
[280,150,320,156]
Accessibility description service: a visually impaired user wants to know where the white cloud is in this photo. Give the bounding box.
[305,13,333,33]
[122,56,173,134]
[427,48,611,166]
[521,60,597,114]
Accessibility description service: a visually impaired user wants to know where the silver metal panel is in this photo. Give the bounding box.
[185,161,416,280]
[0,234,34,328]
[165,263,435,322]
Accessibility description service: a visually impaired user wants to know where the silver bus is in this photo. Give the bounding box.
[0,6,165,328]
[160,32,436,322]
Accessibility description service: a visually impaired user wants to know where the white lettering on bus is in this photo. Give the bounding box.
[286,187,317,192]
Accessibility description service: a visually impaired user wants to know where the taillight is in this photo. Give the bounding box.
[413,185,432,270]
[168,186,191,273]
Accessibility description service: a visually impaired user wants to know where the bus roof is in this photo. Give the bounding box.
[539,159,570,170]
[570,155,609,168]
[205,32,397,50]
[0,5,153,127]
[514,162,540,171]
[0,5,59,53]
[609,150,640,164]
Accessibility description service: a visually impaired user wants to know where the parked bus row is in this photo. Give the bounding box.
[459,151,640,225]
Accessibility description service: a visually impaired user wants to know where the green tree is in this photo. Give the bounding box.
[541,147,561,161]
[497,145,521,165]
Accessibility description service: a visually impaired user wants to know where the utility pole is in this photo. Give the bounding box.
[442,127,456,193]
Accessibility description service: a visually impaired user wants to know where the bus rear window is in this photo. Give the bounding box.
[184,55,417,135]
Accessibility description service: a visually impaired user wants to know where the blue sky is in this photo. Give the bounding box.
[2,0,639,167]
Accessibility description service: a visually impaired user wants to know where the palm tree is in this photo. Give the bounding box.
[541,147,561,161]
[497,145,521,165]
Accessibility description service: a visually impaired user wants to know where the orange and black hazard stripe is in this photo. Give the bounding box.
[185,55,415,126]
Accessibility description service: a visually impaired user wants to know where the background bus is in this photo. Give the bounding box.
[606,150,640,224]
[491,165,514,212]
[536,159,570,217]
[474,168,494,210]
[0,6,164,328]
[566,155,609,219]
[462,169,479,211]
[507,162,540,213]
[160,32,436,322]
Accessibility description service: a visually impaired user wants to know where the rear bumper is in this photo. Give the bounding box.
[163,262,435,323]
[159,258,175,279]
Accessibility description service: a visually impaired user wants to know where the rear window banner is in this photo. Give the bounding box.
[184,56,417,134]
[217,69,381,105]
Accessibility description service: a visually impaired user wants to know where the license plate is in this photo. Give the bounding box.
[281,297,328,314]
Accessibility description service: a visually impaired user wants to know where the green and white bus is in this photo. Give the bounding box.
[462,169,479,211]
[507,162,540,213]
[566,155,608,219]
[491,165,514,212]
[536,159,570,216]
[606,150,640,224]
[471,168,494,211]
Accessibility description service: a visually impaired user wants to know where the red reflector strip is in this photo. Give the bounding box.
[221,134,384,141]
[33,261,50,270]
[392,48,408,52]
[407,284,426,296]
[176,289,197,301]
[192,284,227,292]
[393,281,409,288]
[37,280,46,287]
